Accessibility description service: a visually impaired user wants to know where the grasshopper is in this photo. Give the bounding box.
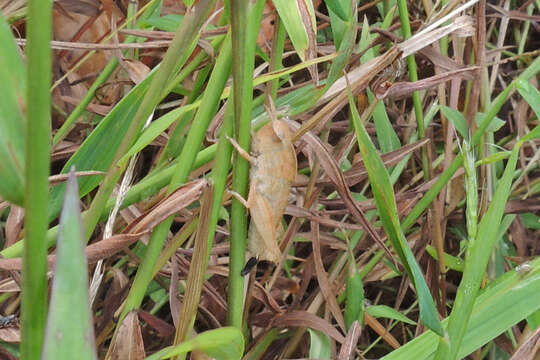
[228,120,297,264]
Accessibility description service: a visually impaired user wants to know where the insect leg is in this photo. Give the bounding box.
[225,135,255,163]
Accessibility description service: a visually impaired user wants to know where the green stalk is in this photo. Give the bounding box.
[227,0,265,329]
[117,29,229,324]
[21,0,52,358]
[173,97,235,348]
[396,0,429,180]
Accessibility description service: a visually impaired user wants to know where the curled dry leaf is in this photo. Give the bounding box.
[109,311,145,360]
[510,324,540,360]
[0,179,207,271]
[339,320,361,360]
[272,310,345,344]
[375,67,479,99]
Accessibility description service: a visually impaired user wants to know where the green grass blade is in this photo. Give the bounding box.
[42,169,96,360]
[434,144,521,359]
[227,0,266,329]
[22,0,52,357]
[516,79,540,120]
[272,0,315,62]
[144,327,244,360]
[0,13,26,206]
[117,26,229,324]
[348,93,443,336]
[382,256,540,360]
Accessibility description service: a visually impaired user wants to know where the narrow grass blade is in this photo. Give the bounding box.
[22,0,52,357]
[382,256,540,360]
[516,79,540,119]
[272,0,315,62]
[308,329,332,360]
[434,144,521,359]
[0,13,26,205]
[42,168,97,360]
[228,0,266,329]
[348,93,444,336]
[144,327,244,360]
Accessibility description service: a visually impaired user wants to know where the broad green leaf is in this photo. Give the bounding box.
[344,266,365,329]
[308,329,332,360]
[0,13,26,205]
[441,106,467,139]
[348,90,444,336]
[324,0,349,21]
[358,16,400,154]
[382,255,540,360]
[327,0,352,47]
[521,123,540,143]
[425,245,465,272]
[367,305,416,325]
[144,327,244,360]
[142,14,184,31]
[475,113,505,133]
[517,79,540,120]
[42,168,97,360]
[521,213,540,230]
[273,0,314,62]
[48,71,157,220]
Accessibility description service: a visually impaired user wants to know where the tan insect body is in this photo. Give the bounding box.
[246,120,297,263]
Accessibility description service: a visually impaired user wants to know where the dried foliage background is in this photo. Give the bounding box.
[0,0,540,359]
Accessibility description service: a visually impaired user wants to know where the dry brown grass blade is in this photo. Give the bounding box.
[123,178,207,234]
[252,281,283,314]
[510,325,540,360]
[285,205,366,230]
[311,221,347,332]
[0,180,206,271]
[0,232,145,271]
[375,66,479,99]
[365,312,401,349]
[138,310,175,339]
[338,320,361,360]
[173,182,213,346]
[108,310,146,360]
[287,119,395,262]
[273,310,345,344]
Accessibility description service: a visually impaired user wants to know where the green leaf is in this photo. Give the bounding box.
[0,13,26,205]
[425,245,465,272]
[144,327,244,360]
[324,0,349,21]
[344,266,365,329]
[348,91,444,336]
[521,213,540,230]
[435,144,521,359]
[142,14,184,32]
[42,168,97,360]
[48,71,156,220]
[474,113,505,133]
[521,123,540,143]
[367,305,416,325]
[516,78,540,120]
[441,106,467,139]
[273,0,314,62]
[308,329,332,360]
[381,255,540,360]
